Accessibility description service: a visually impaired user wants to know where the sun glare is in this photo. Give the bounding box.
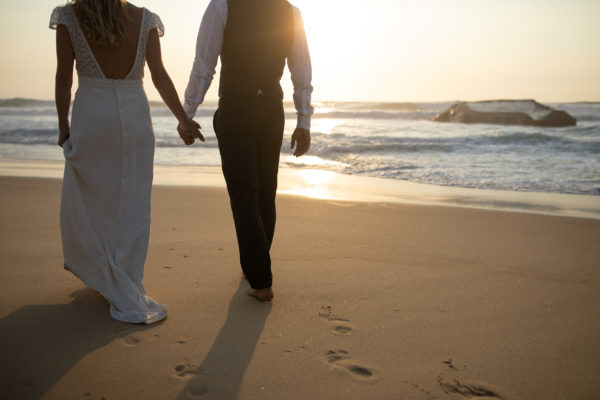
[296,0,375,90]
[278,164,338,200]
[311,118,339,135]
[300,169,335,185]
[301,0,372,56]
[295,169,336,199]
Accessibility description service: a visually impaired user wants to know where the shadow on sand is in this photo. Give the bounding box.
[177,279,272,400]
[0,288,161,400]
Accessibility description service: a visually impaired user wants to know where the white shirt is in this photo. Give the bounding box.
[183,0,314,130]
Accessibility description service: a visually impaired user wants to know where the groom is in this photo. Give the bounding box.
[180,0,313,301]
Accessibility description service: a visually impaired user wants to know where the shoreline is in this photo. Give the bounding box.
[1,158,599,220]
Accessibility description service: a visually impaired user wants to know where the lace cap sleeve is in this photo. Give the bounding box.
[49,6,67,30]
[149,12,165,37]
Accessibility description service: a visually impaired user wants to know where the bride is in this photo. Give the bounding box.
[50,0,202,323]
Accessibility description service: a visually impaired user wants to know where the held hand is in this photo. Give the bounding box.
[291,128,310,157]
[177,123,194,145]
[177,119,204,146]
[58,128,70,148]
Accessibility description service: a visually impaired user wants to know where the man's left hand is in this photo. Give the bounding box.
[291,128,310,157]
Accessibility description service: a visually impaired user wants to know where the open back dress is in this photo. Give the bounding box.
[50,5,168,324]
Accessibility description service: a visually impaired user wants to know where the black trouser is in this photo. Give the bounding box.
[213,96,285,289]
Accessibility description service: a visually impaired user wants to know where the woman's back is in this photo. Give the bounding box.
[50,2,163,80]
[87,4,143,79]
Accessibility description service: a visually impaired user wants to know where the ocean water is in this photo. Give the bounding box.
[1,98,599,195]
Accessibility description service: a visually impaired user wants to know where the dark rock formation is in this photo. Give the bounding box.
[432,100,576,127]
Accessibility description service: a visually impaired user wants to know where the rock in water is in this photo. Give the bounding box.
[431,100,576,127]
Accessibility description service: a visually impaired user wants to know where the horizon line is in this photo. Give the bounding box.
[1,96,600,105]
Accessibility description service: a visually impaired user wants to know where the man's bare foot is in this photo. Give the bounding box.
[247,288,274,302]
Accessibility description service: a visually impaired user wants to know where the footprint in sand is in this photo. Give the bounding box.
[320,305,353,335]
[325,350,374,379]
[320,307,373,379]
[438,377,505,399]
[437,360,508,399]
[326,349,351,363]
[333,325,352,335]
[175,365,209,398]
[174,364,200,378]
[122,335,141,346]
[346,365,373,378]
[319,305,349,322]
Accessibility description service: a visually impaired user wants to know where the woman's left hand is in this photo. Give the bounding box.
[58,128,70,148]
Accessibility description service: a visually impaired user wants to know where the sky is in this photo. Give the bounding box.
[1,0,599,103]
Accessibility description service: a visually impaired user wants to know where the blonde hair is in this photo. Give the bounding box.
[70,0,128,47]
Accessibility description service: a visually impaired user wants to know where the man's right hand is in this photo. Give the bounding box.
[291,128,310,157]
[177,119,205,146]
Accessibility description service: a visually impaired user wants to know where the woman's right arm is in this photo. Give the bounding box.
[55,25,74,147]
[146,28,204,145]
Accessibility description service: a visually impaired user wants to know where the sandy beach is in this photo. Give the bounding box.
[2,0,599,398]
[1,175,599,400]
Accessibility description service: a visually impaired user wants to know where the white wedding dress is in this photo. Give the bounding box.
[50,5,168,324]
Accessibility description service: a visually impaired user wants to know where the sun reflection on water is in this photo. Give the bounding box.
[311,118,339,134]
[300,169,335,186]
[282,169,337,200]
